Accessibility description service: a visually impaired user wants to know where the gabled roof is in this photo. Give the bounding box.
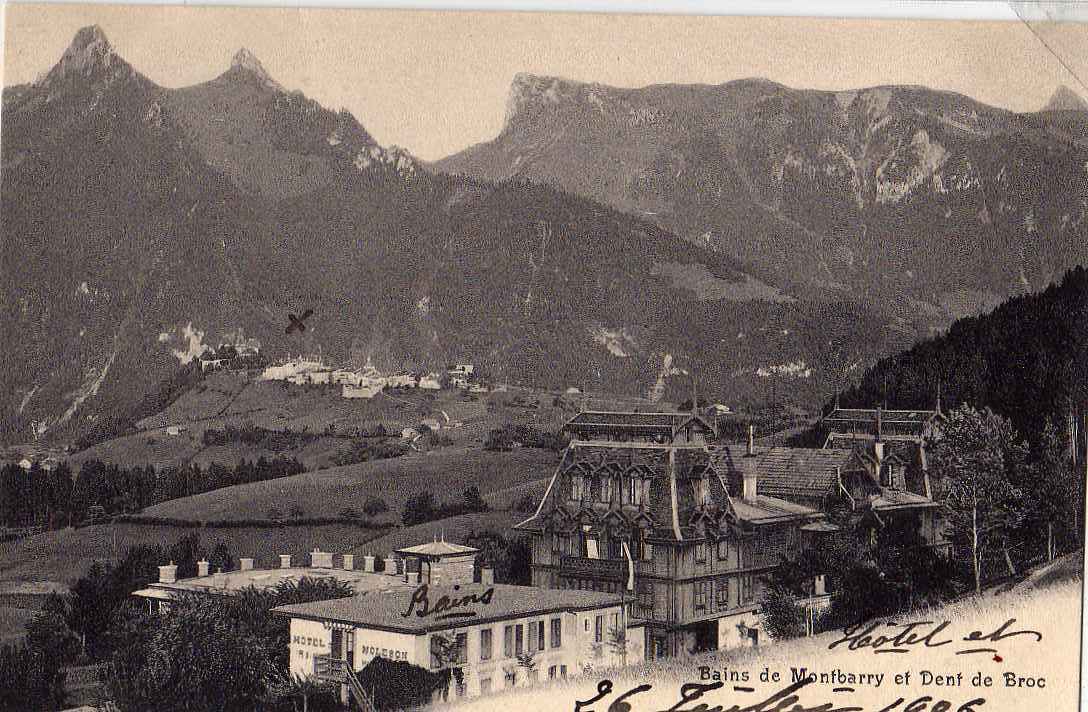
[709,445,857,500]
[562,411,716,438]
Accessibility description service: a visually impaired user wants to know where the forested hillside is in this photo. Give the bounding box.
[839,266,1088,441]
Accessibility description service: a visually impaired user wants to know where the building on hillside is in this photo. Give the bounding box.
[386,374,417,388]
[199,358,226,373]
[448,364,475,389]
[261,356,327,382]
[332,369,363,386]
[710,440,946,556]
[515,412,826,660]
[419,373,443,390]
[821,404,942,447]
[816,403,948,553]
[274,584,636,702]
[343,383,382,399]
[268,538,641,703]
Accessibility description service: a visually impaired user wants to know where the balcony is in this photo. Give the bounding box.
[313,654,349,683]
[560,556,625,580]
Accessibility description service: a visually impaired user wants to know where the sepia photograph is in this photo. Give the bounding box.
[0,3,1085,711]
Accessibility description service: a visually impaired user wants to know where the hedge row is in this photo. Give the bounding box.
[111,514,396,530]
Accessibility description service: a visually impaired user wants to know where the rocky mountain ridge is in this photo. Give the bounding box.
[438,73,1088,322]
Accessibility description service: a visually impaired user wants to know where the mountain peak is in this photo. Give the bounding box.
[1043,84,1088,112]
[71,24,111,53]
[504,73,602,126]
[229,48,282,91]
[37,24,122,86]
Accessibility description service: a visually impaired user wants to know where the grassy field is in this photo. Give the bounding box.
[142,444,559,522]
[433,576,1084,712]
[67,373,585,472]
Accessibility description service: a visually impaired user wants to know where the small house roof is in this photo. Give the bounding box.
[395,541,478,558]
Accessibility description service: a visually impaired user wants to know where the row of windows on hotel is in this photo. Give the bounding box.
[429,612,620,669]
[551,531,654,560]
[569,474,719,508]
[552,531,771,567]
[469,662,569,697]
[559,574,756,618]
[569,474,652,505]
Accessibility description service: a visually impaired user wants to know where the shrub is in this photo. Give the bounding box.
[362,497,389,517]
[759,587,809,641]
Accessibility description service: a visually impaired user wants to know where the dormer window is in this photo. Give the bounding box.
[885,464,904,490]
[692,478,710,507]
[600,477,613,503]
[571,475,585,501]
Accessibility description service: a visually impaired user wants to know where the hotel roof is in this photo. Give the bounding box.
[823,408,939,425]
[563,411,716,436]
[272,583,623,634]
[133,567,407,599]
[706,445,856,500]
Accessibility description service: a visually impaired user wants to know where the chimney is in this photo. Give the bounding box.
[363,554,375,573]
[197,560,210,577]
[814,574,826,597]
[239,557,254,571]
[158,562,178,584]
[343,554,355,571]
[384,556,398,575]
[480,567,494,585]
[279,554,292,569]
[741,426,758,501]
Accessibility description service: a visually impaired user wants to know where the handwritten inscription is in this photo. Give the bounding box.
[829,618,1041,657]
[573,677,987,712]
[400,584,495,621]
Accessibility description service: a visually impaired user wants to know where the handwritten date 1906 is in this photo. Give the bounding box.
[574,677,986,712]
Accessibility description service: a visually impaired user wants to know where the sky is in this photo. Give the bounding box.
[4,4,1088,159]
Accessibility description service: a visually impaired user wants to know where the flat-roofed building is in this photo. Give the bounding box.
[131,550,404,613]
[272,583,639,702]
